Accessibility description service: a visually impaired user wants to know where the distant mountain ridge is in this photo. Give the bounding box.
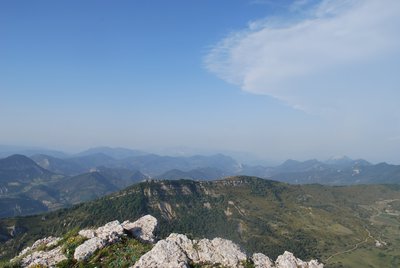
[2,151,400,188]
[0,154,53,183]
[0,154,149,218]
[30,154,85,175]
[1,150,400,218]
[75,146,146,159]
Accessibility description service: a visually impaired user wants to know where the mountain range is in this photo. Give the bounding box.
[1,176,399,267]
[1,147,400,219]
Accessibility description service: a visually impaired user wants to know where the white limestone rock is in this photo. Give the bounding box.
[133,234,247,268]
[166,233,199,262]
[20,246,66,268]
[78,229,96,239]
[133,239,189,268]
[95,220,124,243]
[11,216,324,268]
[275,251,323,268]
[122,214,158,243]
[13,236,61,260]
[196,237,247,267]
[275,251,307,268]
[252,253,274,268]
[73,220,126,261]
[307,259,324,268]
[73,237,106,261]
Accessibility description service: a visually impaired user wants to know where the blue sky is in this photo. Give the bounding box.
[1,0,400,164]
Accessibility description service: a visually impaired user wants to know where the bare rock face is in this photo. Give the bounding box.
[133,233,247,268]
[122,214,158,243]
[133,239,189,268]
[78,229,96,239]
[307,260,324,268]
[73,216,158,261]
[275,251,323,268]
[74,237,106,261]
[19,246,66,267]
[132,233,323,268]
[166,233,248,267]
[196,237,247,267]
[166,233,199,262]
[11,236,62,263]
[253,253,274,268]
[73,220,124,261]
[95,220,125,242]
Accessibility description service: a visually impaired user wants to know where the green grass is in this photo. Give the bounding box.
[55,236,152,268]
[327,247,400,268]
[88,236,152,267]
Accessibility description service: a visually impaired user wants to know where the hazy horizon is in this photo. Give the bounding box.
[0,144,398,167]
[2,0,400,164]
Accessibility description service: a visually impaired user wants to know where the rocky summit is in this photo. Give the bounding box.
[8,215,323,268]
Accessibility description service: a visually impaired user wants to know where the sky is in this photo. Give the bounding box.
[1,0,400,164]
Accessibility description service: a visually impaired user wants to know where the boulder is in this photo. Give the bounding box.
[133,234,247,268]
[166,233,199,262]
[133,239,189,268]
[19,246,66,267]
[122,214,158,243]
[78,229,96,239]
[196,237,247,267]
[95,220,124,243]
[74,237,106,261]
[13,236,61,260]
[252,253,274,268]
[73,220,126,261]
[308,259,324,268]
[275,251,323,268]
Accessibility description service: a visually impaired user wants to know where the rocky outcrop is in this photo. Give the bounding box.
[11,236,61,261]
[95,220,125,242]
[274,251,323,268]
[74,220,124,261]
[133,239,189,268]
[78,220,124,242]
[252,253,274,268]
[195,237,247,267]
[133,233,323,268]
[166,233,247,267]
[122,214,157,243]
[19,246,66,267]
[78,229,96,239]
[74,216,157,261]
[12,215,158,266]
[74,237,106,261]
[11,215,323,268]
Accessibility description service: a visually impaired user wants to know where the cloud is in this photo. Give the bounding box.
[205,0,400,114]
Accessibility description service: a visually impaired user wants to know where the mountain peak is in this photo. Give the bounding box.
[0,154,42,169]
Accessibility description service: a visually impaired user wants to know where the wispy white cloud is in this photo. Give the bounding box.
[205,0,400,114]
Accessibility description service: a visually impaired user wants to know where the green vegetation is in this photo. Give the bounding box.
[61,235,86,259]
[55,236,152,268]
[87,236,151,267]
[1,176,400,268]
